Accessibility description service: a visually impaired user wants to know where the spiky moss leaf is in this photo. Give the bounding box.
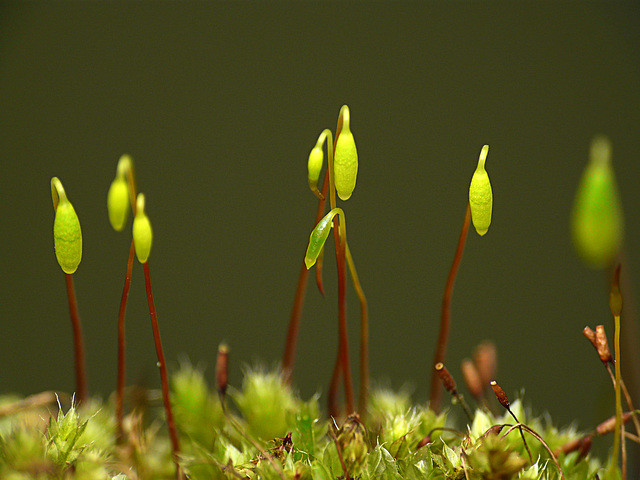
[47,402,89,467]
[467,433,527,479]
[290,395,325,460]
[469,409,495,442]
[378,409,424,459]
[0,427,51,476]
[368,388,413,420]
[234,369,298,441]
[171,363,224,448]
[311,459,332,480]
[73,449,114,480]
[76,399,116,454]
[366,445,403,480]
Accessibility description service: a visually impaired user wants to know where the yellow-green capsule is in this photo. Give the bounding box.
[305,208,344,269]
[132,193,153,264]
[107,178,129,232]
[571,135,623,269]
[333,105,358,201]
[468,145,492,236]
[308,143,324,199]
[51,177,82,274]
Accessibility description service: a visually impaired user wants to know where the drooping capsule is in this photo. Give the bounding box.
[308,141,325,200]
[51,177,83,274]
[107,155,132,231]
[132,193,153,264]
[333,106,358,201]
[571,135,624,269]
[304,208,344,269]
[468,145,492,236]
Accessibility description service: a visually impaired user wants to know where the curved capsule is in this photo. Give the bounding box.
[468,145,492,236]
[333,106,358,201]
[305,208,344,269]
[51,177,82,274]
[571,135,623,269]
[133,193,153,263]
[308,144,324,200]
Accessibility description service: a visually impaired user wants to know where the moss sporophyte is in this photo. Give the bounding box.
[2,118,637,479]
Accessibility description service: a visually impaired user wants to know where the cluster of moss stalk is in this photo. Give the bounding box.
[0,109,636,479]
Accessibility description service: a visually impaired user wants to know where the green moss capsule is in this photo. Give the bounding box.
[305,208,344,269]
[133,193,153,263]
[51,177,82,274]
[107,180,129,232]
[333,106,358,201]
[308,143,324,200]
[107,154,132,231]
[571,135,623,269]
[468,145,492,236]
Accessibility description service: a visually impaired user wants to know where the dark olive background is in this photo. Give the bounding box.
[2,1,640,455]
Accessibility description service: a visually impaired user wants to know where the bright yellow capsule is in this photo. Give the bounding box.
[571,135,623,269]
[132,193,153,263]
[51,177,82,274]
[107,155,132,231]
[308,144,324,199]
[333,106,358,201]
[468,145,492,236]
[107,176,129,231]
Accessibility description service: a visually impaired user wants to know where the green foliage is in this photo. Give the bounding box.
[234,369,299,441]
[0,367,612,479]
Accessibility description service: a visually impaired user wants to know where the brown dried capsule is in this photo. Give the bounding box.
[216,343,229,398]
[490,380,510,408]
[461,358,483,400]
[582,326,597,347]
[595,325,613,364]
[474,341,497,387]
[596,411,632,436]
[435,363,457,395]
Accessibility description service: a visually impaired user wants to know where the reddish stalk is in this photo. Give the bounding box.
[333,223,355,414]
[142,261,181,478]
[281,168,330,384]
[115,239,135,442]
[429,203,471,411]
[345,246,369,416]
[65,273,87,404]
[328,348,342,419]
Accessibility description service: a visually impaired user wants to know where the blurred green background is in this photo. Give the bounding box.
[2,1,639,450]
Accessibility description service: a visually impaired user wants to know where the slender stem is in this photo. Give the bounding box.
[345,246,369,416]
[429,203,471,411]
[282,168,330,384]
[613,312,623,478]
[142,261,181,479]
[327,123,355,414]
[328,347,342,419]
[334,231,355,414]
[604,363,640,440]
[65,273,87,404]
[116,239,135,442]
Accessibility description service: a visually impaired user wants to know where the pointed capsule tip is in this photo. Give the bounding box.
[304,257,315,270]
